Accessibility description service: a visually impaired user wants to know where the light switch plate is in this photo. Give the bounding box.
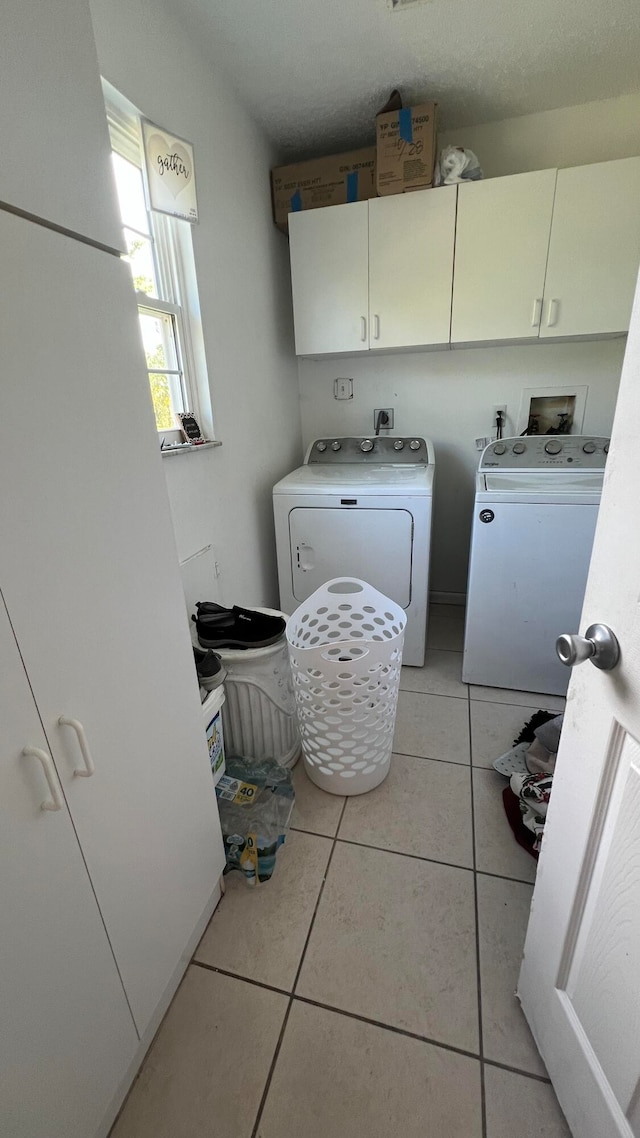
[334,377,353,400]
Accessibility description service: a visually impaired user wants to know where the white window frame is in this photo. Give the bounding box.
[102,80,214,443]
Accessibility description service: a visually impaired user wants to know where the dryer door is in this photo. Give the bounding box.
[289,507,413,606]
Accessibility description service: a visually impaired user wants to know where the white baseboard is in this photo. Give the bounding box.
[430,591,466,607]
[98,878,223,1138]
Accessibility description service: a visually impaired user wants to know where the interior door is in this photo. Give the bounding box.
[518,275,640,1137]
[0,591,138,1138]
[290,507,413,606]
[451,169,557,344]
[540,157,640,338]
[289,201,369,355]
[0,210,225,1039]
[368,186,456,350]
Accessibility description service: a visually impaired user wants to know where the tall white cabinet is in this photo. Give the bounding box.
[1,4,226,1136]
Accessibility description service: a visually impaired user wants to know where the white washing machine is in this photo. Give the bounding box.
[273,436,435,667]
[462,434,609,696]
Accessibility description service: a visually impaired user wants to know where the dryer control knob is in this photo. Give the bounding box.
[316,441,327,452]
[409,439,421,451]
[393,439,405,450]
[582,441,596,454]
[331,441,342,451]
[360,439,374,452]
[493,443,507,455]
[544,440,563,454]
[512,442,526,455]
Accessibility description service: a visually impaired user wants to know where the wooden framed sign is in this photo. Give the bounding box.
[176,412,205,443]
[141,120,199,223]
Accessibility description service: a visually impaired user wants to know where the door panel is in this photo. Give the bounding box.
[290,508,413,607]
[0,211,225,1038]
[451,169,556,343]
[0,592,138,1138]
[540,157,640,338]
[289,202,369,355]
[368,187,456,349]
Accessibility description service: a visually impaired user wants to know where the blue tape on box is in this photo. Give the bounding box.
[346,170,359,203]
[290,189,302,212]
[398,107,413,143]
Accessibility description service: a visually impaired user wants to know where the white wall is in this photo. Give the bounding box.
[299,340,625,597]
[90,0,301,610]
[440,92,640,178]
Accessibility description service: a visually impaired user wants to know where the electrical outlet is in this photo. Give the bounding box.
[334,377,353,401]
[374,408,394,430]
[493,404,507,423]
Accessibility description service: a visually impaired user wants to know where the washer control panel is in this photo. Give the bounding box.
[480,436,610,470]
[307,437,429,464]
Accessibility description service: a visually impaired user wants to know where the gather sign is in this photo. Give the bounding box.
[141,120,198,223]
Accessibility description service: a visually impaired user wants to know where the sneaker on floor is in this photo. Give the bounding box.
[193,646,226,690]
[191,603,286,650]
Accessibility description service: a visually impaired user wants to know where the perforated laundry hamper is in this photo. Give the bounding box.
[287,579,406,795]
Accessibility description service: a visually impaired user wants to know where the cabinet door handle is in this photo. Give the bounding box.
[58,716,96,777]
[374,314,380,340]
[531,298,542,327]
[360,316,367,342]
[22,747,64,811]
[546,298,559,327]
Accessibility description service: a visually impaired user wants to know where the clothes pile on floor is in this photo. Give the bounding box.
[493,710,564,859]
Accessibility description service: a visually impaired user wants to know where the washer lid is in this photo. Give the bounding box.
[273,463,434,495]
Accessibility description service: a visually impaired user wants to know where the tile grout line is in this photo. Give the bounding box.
[468,681,488,1138]
[248,797,349,1138]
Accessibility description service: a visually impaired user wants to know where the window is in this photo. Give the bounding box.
[103,82,211,439]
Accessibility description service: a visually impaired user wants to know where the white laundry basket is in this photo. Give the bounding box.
[287,579,406,795]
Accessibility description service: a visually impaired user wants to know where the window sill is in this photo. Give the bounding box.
[160,440,222,458]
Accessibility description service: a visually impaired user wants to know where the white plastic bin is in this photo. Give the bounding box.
[287,578,406,795]
[202,685,226,785]
[217,610,300,769]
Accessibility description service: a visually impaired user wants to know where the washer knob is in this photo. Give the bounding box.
[316,441,327,452]
[545,440,563,455]
[393,439,405,451]
[409,439,421,451]
[360,439,374,452]
[582,441,596,454]
[512,442,526,455]
[331,440,341,451]
[493,443,507,455]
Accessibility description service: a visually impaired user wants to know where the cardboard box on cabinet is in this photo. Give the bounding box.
[271,147,377,232]
[376,102,438,196]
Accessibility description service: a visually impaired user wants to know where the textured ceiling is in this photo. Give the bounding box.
[179,0,640,159]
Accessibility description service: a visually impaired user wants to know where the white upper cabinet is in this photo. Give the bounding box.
[451,169,557,344]
[368,187,456,350]
[0,592,138,1138]
[539,157,640,338]
[1,0,123,250]
[289,201,370,355]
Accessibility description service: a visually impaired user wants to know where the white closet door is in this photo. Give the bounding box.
[369,186,456,349]
[0,211,225,1038]
[540,157,640,338]
[0,592,138,1138]
[451,169,557,344]
[1,0,123,250]
[289,201,370,355]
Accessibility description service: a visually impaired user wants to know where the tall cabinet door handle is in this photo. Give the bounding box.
[546,298,559,327]
[531,298,542,327]
[374,314,380,340]
[360,316,367,342]
[22,747,64,811]
[58,716,96,777]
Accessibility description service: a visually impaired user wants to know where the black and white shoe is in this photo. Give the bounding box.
[192,603,286,650]
[193,646,226,690]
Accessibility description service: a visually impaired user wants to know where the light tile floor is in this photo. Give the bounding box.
[111,604,570,1138]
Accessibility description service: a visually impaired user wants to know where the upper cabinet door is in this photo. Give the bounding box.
[289,202,370,355]
[0,211,225,1039]
[451,169,557,344]
[0,591,137,1138]
[540,157,640,339]
[369,187,456,350]
[1,0,123,251]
